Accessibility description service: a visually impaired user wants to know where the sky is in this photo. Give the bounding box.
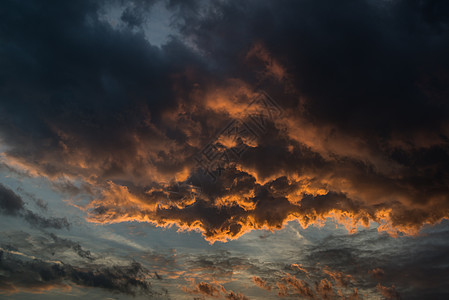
[1,0,449,299]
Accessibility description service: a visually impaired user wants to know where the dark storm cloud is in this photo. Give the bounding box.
[15,187,49,211]
[0,183,70,230]
[0,0,206,182]
[22,210,70,230]
[180,0,449,129]
[161,0,449,237]
[175,0,449,194]
[0,183,24,214]
[0,250,157,297]
[1,0,449,247]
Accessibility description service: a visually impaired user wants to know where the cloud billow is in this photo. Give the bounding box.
[0,0,449,244]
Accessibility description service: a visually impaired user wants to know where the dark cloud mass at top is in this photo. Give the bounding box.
[0,0,448,240]
[1,0,449,298]
[0,0,447,236]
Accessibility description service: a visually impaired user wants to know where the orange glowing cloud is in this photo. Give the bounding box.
[252,276,272,291]
[2,44,448,247]
[246,42,287,82]
[291,264,308,275]
[377,284,401,300]
[83,164,449,244]
[183,280,248,300]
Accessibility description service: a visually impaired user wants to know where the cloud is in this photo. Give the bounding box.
[22,210,70,230]
[0,183,24,214]
[225,290,249,300]
[167,247,371,299]
[252,276,271,291]
[84,166,446,243]
[0,183,70,230]
[0,249,158,297]
[322,267,353,288]
[377,284,401,300]
[184,280,249,300]
[297,226,449,299]
[277,282,289,297]
[160,0,449,239]
[187,281,221,297]
[0,231,98,267]
[291,264,308,275]
[369,268,385,280]
[281,273,315,298]
[1,0,449,299]
[47,233,95,261]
